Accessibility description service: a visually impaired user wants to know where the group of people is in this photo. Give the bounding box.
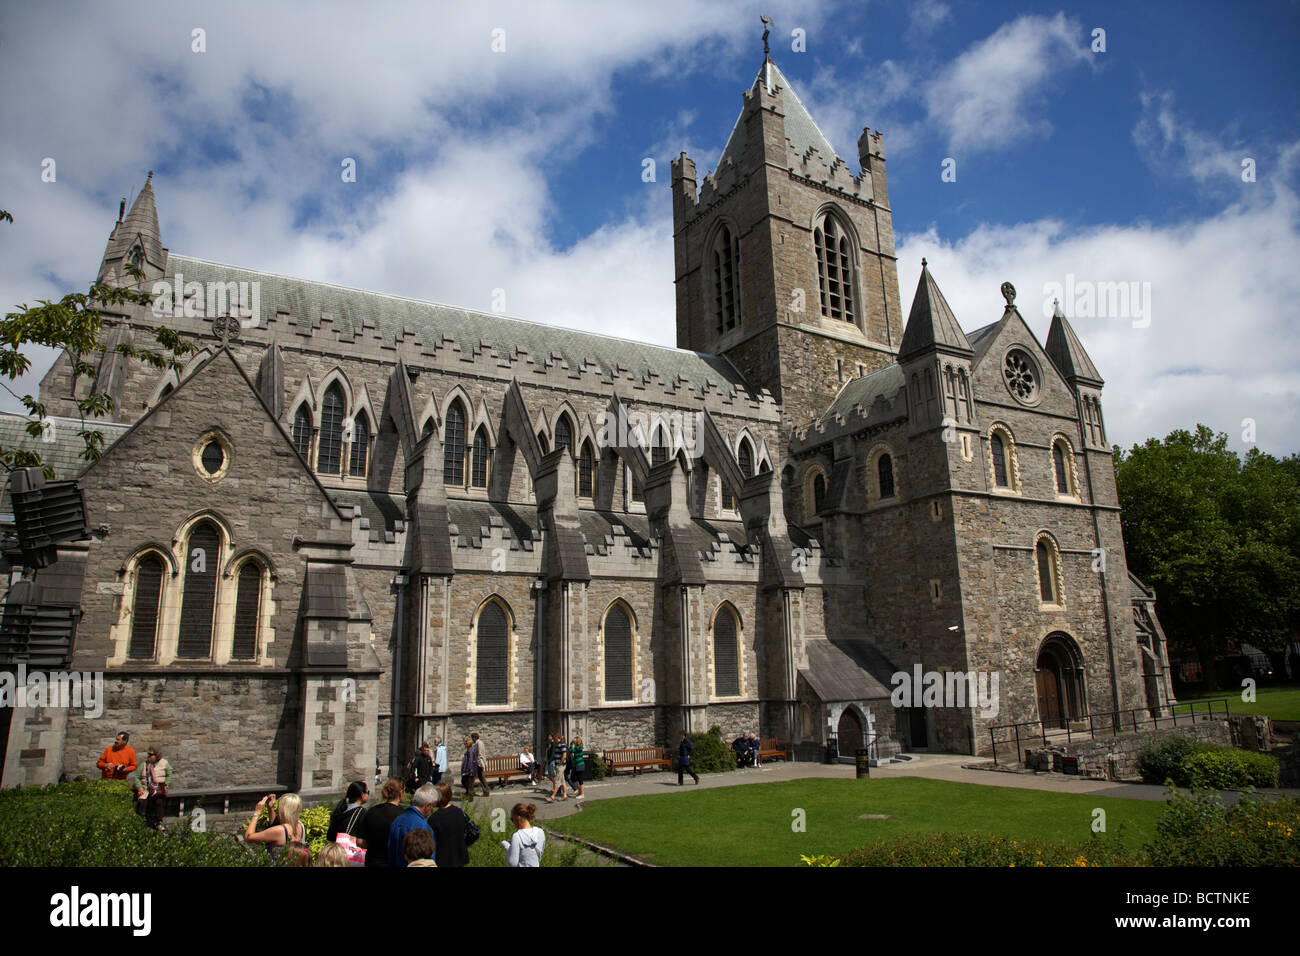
[731,732,764,769]
[95,731,173,832]
[540,733,587,804]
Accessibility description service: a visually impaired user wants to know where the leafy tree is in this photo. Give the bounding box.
[1114,425,1300,689]
[0,209,193,478]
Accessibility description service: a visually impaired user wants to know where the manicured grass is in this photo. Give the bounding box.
[554,778,1163,867]
[1171,684,1300,721]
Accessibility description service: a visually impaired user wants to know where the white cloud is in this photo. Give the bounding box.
[897,178,1300,455]
[925,12,1092,155]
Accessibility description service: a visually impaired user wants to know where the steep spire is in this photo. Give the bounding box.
[899,260,972,359]
[1045,299,1104,387]
[100,171,165,284]
[713,59,841,178]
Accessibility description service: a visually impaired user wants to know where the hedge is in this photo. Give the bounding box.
[1136,735,1280,788]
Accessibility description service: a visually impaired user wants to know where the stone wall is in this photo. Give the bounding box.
[1024,717,1232,781]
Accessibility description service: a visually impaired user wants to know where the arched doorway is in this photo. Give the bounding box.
[1036,633,1086,729]
[837,708,863,756]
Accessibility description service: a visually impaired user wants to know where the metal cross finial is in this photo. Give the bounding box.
[761,16,772,57]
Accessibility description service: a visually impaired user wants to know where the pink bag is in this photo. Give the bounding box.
[335,809,366,866]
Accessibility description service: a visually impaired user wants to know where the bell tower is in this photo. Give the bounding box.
[672,57,904,428]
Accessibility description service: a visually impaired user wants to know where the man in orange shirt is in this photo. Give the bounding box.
[96,731,137,780]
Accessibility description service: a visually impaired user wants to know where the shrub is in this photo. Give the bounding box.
[1136,734,1206,785]
[586,753,608,781]
[830,832,1141,867]
[0,779,268,867]
[1137,735,1278,789]
[677,726,736,775]
[1145,788,1299,866]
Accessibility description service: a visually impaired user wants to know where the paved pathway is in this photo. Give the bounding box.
[462,753,1300,824]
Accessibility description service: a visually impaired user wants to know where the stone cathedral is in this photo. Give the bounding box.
[1,57,1174,791]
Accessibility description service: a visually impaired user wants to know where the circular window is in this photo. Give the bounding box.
[1003,349,1040,404]
[191,430,232,482]
[200,441,224,475]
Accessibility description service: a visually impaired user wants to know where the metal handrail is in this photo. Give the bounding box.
[987,696,1236,766]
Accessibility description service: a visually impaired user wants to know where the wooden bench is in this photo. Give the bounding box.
[480,755,536,788]
[602,747,671,775]
[758,738,788,763]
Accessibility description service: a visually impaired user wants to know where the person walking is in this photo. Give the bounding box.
[428,783,473,867]
[568,735,586,804]
[501,802,546,867]
[460,737,480,802]
[471,732,491,796]
[326,780,369,842]
[677,731,700,786]
[96,731,137,781]
[356,778,405,867]
[387,783,437,869]
[546,733,568,803]
[141,747,172,830]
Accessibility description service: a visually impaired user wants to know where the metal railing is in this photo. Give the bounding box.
[987,697,1235,766]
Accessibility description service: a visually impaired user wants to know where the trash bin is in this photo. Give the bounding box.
[855,749,871,778]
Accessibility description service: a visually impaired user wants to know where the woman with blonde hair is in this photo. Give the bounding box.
[244,792,306,860]
[317,842,350,867]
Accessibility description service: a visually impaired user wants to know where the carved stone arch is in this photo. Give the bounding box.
[350,382,377,433]
[703,216,744,333]
[439,384,476,441]
[174,510,234,553]
[1035,631,1087,728]
[1033,529,1065,608]
[288,375,317,424]
[471,398,497,448]
[182,347,214,379]
[865,441,900,505]
[1050,432,1080,498]
[987,421,1021,492]
[811,202,863,327]
[600,597,639,703]
[125,542,181,579]
[709,601,745,698]
[810,200,863,250]
[315,366,355,422]
[802,460,830,522]
[550,401,580,454]
[416,390,441,437]
[148,368,182,408]
[222,547,278,582]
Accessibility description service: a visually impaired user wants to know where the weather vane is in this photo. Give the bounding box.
[761,16,773,58]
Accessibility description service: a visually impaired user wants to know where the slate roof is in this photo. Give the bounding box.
[819,364,906,424]
[899,263,972,359]
[1045,303,1104,386]
[800,639,896,702]
[714,60,841,176]
[165,255,751,394]
[0,413,132,513]
[966,321,999,359]
[1129,571,1155,602]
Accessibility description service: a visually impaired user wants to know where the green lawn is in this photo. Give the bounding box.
[553,777,1164,866]
[1171,684,1300,721]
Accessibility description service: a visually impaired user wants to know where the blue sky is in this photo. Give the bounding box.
[1,0,1297,454]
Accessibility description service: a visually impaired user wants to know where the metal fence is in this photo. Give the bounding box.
[987,697,1235,766]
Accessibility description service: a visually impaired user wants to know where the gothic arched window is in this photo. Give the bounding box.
[711,225,740,335]
[603,603,633,702]
[1037,536,1062,606]
[713,604,741,697]
[475,600,510,706]
[443,401,466,486]
[317,384,345,475]
[878,453,895,499]
[128,553,165,660]
[991,433,1009,488]
[1053,441,1069,495]
[177,522,220,659]
[578,441,595,498]
[232,561,263,660]
[814,211,855,323]
[555,415,572,454]
[349,414,370,478]
[470,427,490,489]
[650,425,669,468]
[813,472,826,516]
[292,405,312,460]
